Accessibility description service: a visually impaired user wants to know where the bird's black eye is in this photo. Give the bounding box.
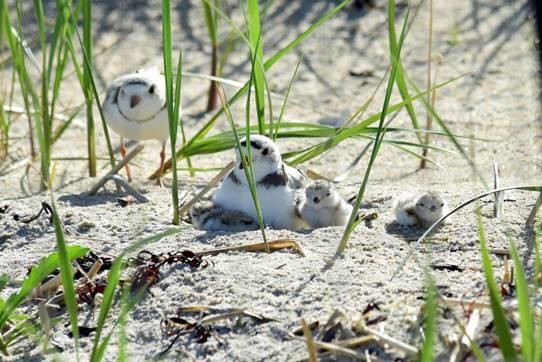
[419,203,425,207]
[440,203,444,207]
[149,85,155,94]
[262,147,268,156]
[325,192,331,197]
[240,140,247,147]
[313,197,318,203]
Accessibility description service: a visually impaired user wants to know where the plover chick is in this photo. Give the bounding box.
[212,134,308,230]
[393,191,447,228]
[297,180,353,228]
[102,67,169,183]
[189,200,258,232]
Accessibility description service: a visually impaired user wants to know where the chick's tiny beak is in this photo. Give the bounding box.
[430,205,437,212]
[130,95,142,108]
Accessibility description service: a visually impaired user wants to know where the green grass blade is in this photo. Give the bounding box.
[263,0,351,71]
[219,84,268,247]
[273,56,302,141]
[476,212,517,361]
[288,74,465,166]
[90,257,122,362]
[66,5,116,170]
[50,200,80,359]
[420,276,438,361]
[82,0,96,176]
[90,228,184,361]
[247,0,266,133]
[508,238,534,360]
[0,274,9,293]
[0,246,89,328]
[336,8,410,256]
[388,0,422,143]
[162,0,181,224]
[407,78,487,187]
[201,0,218,46]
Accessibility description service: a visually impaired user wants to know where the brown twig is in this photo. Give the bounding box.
[178,161,234,217]
[194,239,305,257]
[87,144,144,195]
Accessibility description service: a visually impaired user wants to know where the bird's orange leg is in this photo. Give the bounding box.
[120,138,132,182]
[156,141,166,186]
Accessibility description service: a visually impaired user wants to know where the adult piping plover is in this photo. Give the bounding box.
[297,180,353,228]
[189,200,258,232]
[393,191,447,228]
[212,134,307,230]
[102,67,169,182]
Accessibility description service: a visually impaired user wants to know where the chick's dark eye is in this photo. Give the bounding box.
[149,85,155,94]
[325,192,330,197]
[313,197,318,202]
[262,147,268,156]
[240,140,247,147]
[440,203,444,207]
[419,203,424,207]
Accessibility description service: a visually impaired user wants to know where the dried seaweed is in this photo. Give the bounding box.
[128,250,209,293]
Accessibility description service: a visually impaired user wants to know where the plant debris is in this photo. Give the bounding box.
[76,281,106,305]
[128,250,209,293]
[13,201,53,223]
[117,196,137,207]
[430,263,464,272]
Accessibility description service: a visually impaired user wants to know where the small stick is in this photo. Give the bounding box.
[194,239,305,256]
[355,323,418,357]
[87,144,144,195]
[526,193,542,226]
[301,318,318,362]
[90,174,149,203]
[288,333,367,360]
[178,161,234,217]
[337,335,375,348]
[493,163,503,218]
[461,308,480,347]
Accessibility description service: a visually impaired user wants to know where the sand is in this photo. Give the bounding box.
[1,0,541,360]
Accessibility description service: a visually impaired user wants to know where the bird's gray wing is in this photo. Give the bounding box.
[284,163,308,189]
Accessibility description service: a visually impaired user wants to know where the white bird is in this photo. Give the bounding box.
[297,180,353,228]
[102,67,169,183]
[189,200,258,232]
[393,191,447,228]
[212,134,308,230]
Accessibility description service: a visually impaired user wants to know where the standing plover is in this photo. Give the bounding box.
[297,180,353,228]
[102,67,169,183]
[189,200,258,232]
[212,135,307,230]
[393,191,447,228]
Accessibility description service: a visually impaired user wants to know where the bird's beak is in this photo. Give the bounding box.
[130,95,142,108]
[430,205,437,212]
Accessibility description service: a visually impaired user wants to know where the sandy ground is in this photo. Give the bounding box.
[1,0,541,361]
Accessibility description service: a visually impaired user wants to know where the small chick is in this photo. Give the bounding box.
[297,180,353,228]
[189,200,259,232]
[393,191,447,228]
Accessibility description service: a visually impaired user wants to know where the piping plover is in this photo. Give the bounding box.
[102,67,169,183]
[189,200,258,232]
[393,191,447,228]
[297,180,353,228]
[212,134,307,230]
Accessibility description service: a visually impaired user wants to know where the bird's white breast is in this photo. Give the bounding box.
[212,177,302,230]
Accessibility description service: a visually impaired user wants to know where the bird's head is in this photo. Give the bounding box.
[117,69,166,122]
[415,191,446,223]
[304,180,337,208]
[234,134,282,181]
